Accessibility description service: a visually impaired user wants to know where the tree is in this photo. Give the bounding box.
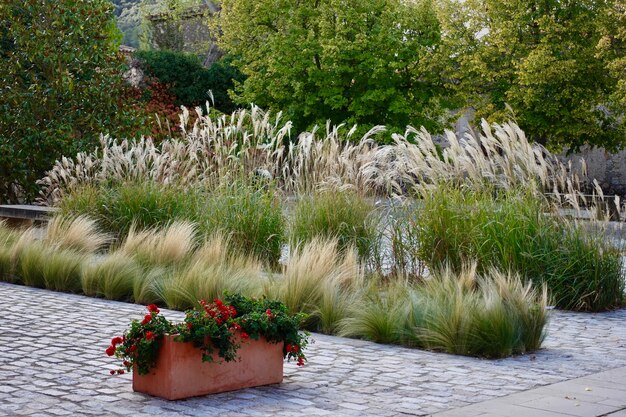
[215,0,450,136]
[441,0,626,151]
[0,0,146,203]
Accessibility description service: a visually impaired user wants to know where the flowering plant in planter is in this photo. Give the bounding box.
[106,304,172,375]
[106,295,308,375]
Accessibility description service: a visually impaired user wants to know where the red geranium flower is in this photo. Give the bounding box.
[241,331,249,340]
[111,336,123,346]
[129,345,137,353]
[141,314,152,325]
[105,345,116,356]
[265,309,273,319]
[145,331,155,340]
[147,304,160,314]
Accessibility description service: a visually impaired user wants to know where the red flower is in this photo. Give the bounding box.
[123,360,130,367]
[141,314,152,325]
[129,345,137,353]
[286,344,292,353]
[109,370,116,375]
[117,369,125,375]
[186,322,193,330]
[105,345,116,356]
[265,309,273,319]
[297,357,305,366]
[147,304,160,314]
[292,345,299,353]
[241,332,249,340]
[145,331,155,340]
[111,336,123,346]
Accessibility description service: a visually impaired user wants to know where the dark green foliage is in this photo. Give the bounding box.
[136,50,244,113]
[0,0,149,203]
[217,0,450,135]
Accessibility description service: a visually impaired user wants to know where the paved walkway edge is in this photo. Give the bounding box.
[433,366,626,417]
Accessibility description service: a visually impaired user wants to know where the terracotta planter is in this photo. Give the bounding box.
[133,334,284,400]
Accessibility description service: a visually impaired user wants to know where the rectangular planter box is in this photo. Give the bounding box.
[133,334,284,400]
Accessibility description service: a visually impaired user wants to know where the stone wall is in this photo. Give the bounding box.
[559,147,626,197]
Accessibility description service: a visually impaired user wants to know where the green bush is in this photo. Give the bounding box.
[291,191,376,259]
[415,188,625,311]
[0,0,149,203]
[136,50,244,113]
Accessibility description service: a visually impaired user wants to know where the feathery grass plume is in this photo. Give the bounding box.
[81,253,141,301]
[41,249,86,293]
[44,215,111,253]
[337,277,409,344]
[159,234,264,310]
[312,247,365,334]
[118,221,197,267]
[291,190,377,260]
[279,238,344,316]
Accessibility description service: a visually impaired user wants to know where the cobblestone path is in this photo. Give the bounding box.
[1,282,625,417]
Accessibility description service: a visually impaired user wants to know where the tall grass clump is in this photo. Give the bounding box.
[0,222,17,280]
[81,253,141,301]
[291,191,376,259]
[415,187,624,311]
[59,182,205,239]
[41,249,85,293]
[202,183,285,266]
[44,215,110,253]
[338,279,409,344]
[159,234,264,310]
[273,238,363,333]
[117,221,197,267]
[403,266,548,358]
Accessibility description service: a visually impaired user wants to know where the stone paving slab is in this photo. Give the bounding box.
[1,282,625,417]
[432,366,626,417]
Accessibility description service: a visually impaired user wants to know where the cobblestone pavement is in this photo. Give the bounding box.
[1,282,625,417]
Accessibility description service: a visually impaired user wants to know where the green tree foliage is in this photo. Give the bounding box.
[0,0,147,203]
[216,0,449,135]
[441,0,626,150]
[136,50,244,112]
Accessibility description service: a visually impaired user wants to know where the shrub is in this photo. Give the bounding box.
[0,0,148,203]
[291,191,376,260]
[135,50,244,113]
[415,187,624,311]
